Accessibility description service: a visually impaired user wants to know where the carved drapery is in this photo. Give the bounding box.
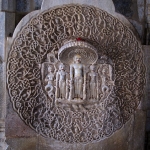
[7,4,145,143]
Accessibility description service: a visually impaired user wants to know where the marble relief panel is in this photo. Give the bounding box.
[7,4,145,143]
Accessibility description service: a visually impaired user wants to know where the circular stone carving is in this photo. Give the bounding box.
[7,4,145,143]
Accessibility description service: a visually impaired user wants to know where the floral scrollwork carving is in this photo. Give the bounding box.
[7,4,145,143]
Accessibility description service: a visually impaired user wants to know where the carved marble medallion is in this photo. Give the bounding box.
[7,4,145,143]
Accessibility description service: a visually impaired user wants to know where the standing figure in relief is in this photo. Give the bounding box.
[88,65,98,99]
[69,54,86,100]
[98,56,114,95]
[101,67,109,94]
[99,55,113,81]
[45,65,55,98]
[56,63,68,99]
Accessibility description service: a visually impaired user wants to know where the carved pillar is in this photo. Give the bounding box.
[0,12,8,150]
[147,4,150,44]
[0,0,15,149]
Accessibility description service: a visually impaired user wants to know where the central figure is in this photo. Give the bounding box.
[69,54,86,100]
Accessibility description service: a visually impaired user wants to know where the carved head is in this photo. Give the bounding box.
[73,54,81,64]
[48,65,54,72]
[59,63,65,70]
[90,65,96,71]
[101,55,108,64]
[102,68,106,74]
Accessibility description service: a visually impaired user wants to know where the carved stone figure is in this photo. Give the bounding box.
[101,67,109,93]
[56,63,68,99]
[45,65,55,98]
[88,64,98,99]
[98,56,114,95]
[69,54,86,100]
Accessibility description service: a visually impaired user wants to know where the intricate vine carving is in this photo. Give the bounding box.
[7,4,145,143]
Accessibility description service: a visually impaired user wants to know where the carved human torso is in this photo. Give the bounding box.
[89,71,97,83]
[71,63,83,78]
[45,73,54,84]
[58,70,66,81]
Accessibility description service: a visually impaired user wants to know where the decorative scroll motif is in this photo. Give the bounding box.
[7,4,145,143]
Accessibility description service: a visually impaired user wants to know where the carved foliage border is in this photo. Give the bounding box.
[7,4,145,143]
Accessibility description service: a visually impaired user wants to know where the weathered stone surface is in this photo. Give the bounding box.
[16,0,34,12]
[5,13,15,37]
[41,0,115,13]
[6,137,37,150]
[137,0,144,22]
[131,110,146,150]
[129,19,143,38]
[0,12,8,150]
[16,0,43,12]
[6,110,145,150]
[0,11,16,150]
[0,0,16,12]
[34,0,43,10]
[112,0,133,18]
[143,46,150,110]
[6,97,37,138]
[144,45,150,149]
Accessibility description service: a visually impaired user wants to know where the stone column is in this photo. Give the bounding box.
[0,11,8,150]
[147,1,150,44]
[0,0,15,149]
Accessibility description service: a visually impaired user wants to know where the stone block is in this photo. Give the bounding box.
[6,137,37,150]
[147,15,150,23]
[148,5,150,14]
[41,0,115,13]
[0,12,5,59]
[5,13,15,37]
[131,110,146,150]
[113,0,133,18]
[147,0,150,4]
[129,19,143,37]
[16,0,34,13]
[0,0,16,12]
[146,118,150,132]
[147,110,150,117]
[0,12,6,120]
[34,0,43,10]
[137,4,144,22]
[143,46,150,110]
